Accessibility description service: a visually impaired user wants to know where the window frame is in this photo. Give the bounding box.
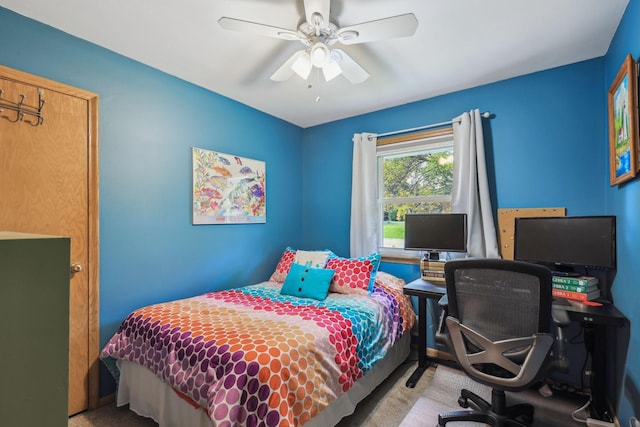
[376,127,454,259]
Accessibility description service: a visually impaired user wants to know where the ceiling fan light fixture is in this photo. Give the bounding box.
[310,42,330,67]
[322,58,342,81]
[291,51,312,79]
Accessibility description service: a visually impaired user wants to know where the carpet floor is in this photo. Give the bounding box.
[69,362,591,427]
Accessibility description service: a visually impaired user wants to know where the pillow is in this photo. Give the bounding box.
[270,247,296,282]
[326,253,381,296]
[293,250,331,269]
[270,247,331,283]
[280,263,335,300]
[374,271,406,291]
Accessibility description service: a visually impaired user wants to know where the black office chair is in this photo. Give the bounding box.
[437,258,555,427]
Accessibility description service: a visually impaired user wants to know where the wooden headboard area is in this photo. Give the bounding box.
[497,207,566,260]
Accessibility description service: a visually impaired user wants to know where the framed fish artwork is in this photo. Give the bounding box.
[192,147,266,224]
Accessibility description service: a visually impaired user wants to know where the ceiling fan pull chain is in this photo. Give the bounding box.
[313,68,322,103]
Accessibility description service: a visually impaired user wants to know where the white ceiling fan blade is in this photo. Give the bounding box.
[337,13,418,45]
[332,49,369,84]
[271,50,309,81]
[303,0,331,30]
[218,17,300,41]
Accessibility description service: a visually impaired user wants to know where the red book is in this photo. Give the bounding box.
[552,288,600,302]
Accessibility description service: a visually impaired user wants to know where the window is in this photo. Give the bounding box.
[376,129,454,254]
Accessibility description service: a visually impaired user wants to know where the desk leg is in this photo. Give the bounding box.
[406,296,431,388]
[587,324,613,422]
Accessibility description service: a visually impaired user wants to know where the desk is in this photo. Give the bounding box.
[402,278,446,388]
[403,278,627,421]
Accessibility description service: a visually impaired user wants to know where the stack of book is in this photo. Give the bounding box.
[421,259,446,283]
[551,275,600,302]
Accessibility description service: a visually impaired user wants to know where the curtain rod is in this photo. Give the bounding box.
[372,111,492,139]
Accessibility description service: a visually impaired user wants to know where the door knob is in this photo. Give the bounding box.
[70,263,83,273]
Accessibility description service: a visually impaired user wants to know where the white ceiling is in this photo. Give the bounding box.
[0,0,629,128]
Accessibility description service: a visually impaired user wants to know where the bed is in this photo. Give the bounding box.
[101,249,415,427]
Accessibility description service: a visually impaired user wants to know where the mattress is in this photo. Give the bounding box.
[115,332,410,427]
[101,271,415,426]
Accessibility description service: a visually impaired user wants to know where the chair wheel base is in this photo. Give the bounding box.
[438,409,532,427]
[438,389,534,427]
[458,396,468,408]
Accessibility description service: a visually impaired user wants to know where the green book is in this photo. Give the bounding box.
[552,283,598,293]
[552,275,598,287]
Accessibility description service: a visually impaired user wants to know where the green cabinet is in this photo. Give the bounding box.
[0,232,70,427]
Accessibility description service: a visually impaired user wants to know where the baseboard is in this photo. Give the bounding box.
[98,393,115,407]
[426,347,455,361]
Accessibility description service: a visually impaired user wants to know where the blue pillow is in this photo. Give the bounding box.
[280,263,335,300]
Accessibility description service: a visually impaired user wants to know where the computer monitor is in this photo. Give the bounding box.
[404,213,468,260]
[513,216,616,272]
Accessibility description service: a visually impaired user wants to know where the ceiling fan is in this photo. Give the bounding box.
[218,0,418,84]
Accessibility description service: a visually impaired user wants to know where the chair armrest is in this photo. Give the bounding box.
[435,295,450,347]
[552,306,571,327]
[551,306,571,373]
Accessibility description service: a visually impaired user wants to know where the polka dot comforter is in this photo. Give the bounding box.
[101,272,414,427]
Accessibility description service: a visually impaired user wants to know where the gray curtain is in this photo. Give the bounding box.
[452,109,499,258]
[350,132,378,257]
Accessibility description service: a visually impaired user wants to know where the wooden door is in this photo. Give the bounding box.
[0,65,99,416]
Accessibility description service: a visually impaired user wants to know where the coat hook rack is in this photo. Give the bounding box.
[0,87,46,126]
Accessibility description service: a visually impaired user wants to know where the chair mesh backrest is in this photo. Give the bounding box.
[452,267,543,342]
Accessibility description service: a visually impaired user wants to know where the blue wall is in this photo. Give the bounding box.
[604,0,640,421]
[0,7,304,394]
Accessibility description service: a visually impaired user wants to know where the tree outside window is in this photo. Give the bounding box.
[378,138,454,251]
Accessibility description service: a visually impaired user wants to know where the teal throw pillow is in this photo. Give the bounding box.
[280,263,335,300]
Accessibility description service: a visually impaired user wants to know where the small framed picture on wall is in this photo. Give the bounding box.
[608,53,638,186]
